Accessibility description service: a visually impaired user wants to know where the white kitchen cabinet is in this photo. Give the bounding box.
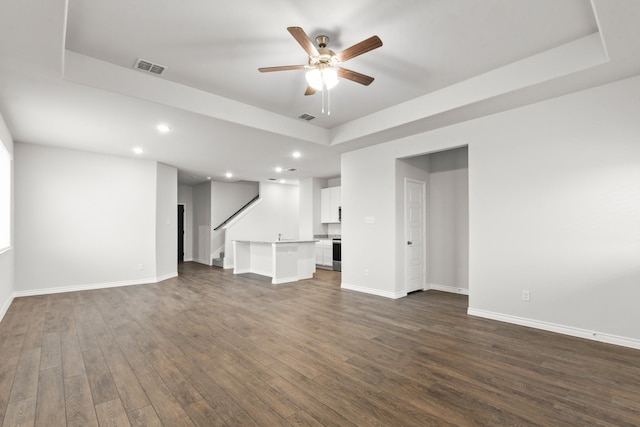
[322,245,332,266]
[315,239,333,266]
[315,244,324,265]
[332,187,341,223]
[321,186,341,223]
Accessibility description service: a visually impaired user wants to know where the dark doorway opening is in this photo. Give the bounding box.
[178,204,185,262]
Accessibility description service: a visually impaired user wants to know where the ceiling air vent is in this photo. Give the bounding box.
[134,58,167,75]
[297,113,316,121]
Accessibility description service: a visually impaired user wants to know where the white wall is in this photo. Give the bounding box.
[327,223,341,236]
[224,181,299,268]
[299,178,313,239]
[299,177,328,239]
[155,163,178,279]
[192,182,211,264]
[0,113,14,321]
[178,185,194,261]
[211,181,259,228]
[343,143,398,297]
[189,180,261,264]
[428,147,469,292]
[14,143,174,293]
[210,180,259,260]
[342,75,640,347]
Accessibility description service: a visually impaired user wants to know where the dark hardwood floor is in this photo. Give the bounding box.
[1,262,639,426]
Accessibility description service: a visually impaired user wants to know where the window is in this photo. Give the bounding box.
[0,141,10,253]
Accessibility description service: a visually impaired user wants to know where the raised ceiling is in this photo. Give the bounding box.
[1,1,639,185]
[64,0,597,128]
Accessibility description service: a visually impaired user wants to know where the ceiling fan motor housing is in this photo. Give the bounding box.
[315,35,329,48]
[306,36,339,67]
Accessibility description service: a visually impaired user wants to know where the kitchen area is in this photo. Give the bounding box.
[230,183,341,284]
[180,177,342,282]
[314,185,341,273]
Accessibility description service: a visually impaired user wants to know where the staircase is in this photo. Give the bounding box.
[211,251,224,268]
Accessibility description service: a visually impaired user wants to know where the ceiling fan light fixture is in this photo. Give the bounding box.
[305,66,339,91]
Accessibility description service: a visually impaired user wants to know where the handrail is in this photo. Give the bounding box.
[213,194,260,231]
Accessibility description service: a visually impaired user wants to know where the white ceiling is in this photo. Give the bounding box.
[1,1,640,185]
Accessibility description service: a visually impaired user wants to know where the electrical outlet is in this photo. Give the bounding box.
[137,264,144,271]
[364,269,369,277]
[522,290,531,302]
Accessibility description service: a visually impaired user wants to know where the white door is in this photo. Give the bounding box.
[405,179,426,293]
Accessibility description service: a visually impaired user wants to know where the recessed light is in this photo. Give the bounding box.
[132,147,144,154]
[157,124,171,133]
[292,151,301,159]
[206,176,212,180]
[225,172,233,178]
[280,179,286,184]
[275,166,283,173]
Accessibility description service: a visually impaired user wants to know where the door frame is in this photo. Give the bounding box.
[404,178,427,294]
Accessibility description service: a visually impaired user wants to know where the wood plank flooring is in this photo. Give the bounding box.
[1,262,639,426]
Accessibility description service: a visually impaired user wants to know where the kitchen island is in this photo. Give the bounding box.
[232,240,317,284]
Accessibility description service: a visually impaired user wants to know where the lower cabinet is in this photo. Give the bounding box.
[315,240,333,267]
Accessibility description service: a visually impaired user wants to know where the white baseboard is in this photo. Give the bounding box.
[427,283,469,295]
[341,282,406,299]
[468,308,640,350]
[13,272,178,298]
[339,283,468,299]
[156,272,178,282]
[272,276,299,284]
[0,293,14,323]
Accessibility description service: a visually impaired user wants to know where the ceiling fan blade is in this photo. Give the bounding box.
[304,86,316,96]
[258,65,306,72]
[287,27,319,57]
[337,68,375,86]
[336,35,383,62]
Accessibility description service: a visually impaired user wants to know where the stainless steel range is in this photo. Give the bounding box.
[332,238,341,272]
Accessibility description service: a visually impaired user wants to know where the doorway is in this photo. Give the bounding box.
[178,204,185,262]
[399,146,469,297]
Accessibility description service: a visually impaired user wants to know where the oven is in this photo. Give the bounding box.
[332,238,341,272]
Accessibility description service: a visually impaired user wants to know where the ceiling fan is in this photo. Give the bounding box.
[259,27,383,96]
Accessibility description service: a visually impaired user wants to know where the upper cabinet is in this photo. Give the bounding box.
[321,186,341,223]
